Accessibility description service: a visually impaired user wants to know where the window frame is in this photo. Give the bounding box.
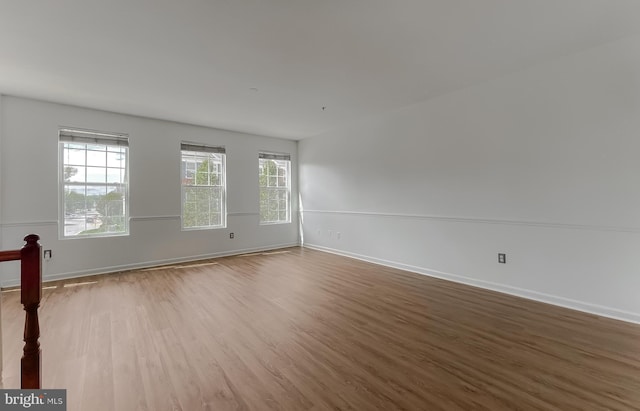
[180,142,227,230]
[259,152,291,225]
[58,128,130,239]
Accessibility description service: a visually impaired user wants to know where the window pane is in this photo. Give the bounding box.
[106,184,125,194]
[87,149,106,167]
[64,185,86,196]
[107,151,125,168]
[195,198,210,226]
[65,166,85,183]
[196,170,209,185]
[87,184,107,197]
[106,168,124,183]
[63,185,87,216]
[66,148,86,166]
[86,166,106,183]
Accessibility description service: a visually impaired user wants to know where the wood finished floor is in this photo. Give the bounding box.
[2,247,640,410]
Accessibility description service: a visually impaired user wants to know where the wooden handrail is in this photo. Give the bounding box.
[0,234,42,389]
[0,249,21,262]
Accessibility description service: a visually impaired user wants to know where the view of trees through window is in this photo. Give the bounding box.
[60,136,290,237]
[259,156,291,224]
[61,141,128,237]
[181,149,226,229]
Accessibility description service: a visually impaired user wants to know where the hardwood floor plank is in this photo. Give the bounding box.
[2,247,640,410]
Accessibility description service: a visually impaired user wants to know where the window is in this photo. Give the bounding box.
[259,152,291,224]
[59,128,129,238]
[181,143,226,229]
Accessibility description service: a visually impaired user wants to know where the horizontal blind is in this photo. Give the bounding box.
[181,142,226,154]
[259,152,290,161]
[59,128,129,146]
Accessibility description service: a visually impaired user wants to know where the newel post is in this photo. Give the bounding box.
[20,234,41,389]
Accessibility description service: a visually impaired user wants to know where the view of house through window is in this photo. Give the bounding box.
[259,152,291,224]
[181,143,226,229]
[59,128,129,238]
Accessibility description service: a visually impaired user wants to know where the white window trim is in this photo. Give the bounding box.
[180,142,227,230]
[58,128,130,239]
[259,152,292,225]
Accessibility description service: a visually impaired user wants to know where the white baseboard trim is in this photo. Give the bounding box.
[304,243,640,325]
[1,242,300,288]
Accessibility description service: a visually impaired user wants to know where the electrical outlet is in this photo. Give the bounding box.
[498,253,506,264]
[229,232,234,239]
[44,250,52,260]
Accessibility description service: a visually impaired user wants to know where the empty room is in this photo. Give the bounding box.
[1,1,640,410]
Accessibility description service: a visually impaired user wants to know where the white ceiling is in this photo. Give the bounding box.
[1,0,640,140]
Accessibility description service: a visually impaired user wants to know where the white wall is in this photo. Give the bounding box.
[0,96,299,285]
[299,35,640,323]
[0,94,4,371]
[0,94,3,253]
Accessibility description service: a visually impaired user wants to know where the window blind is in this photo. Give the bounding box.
[59,128,129,146]
[259,152,290,161]
[181,142,226,154]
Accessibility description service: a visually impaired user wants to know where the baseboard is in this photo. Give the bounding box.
[304,244,640,325]
[1,242,300,288]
